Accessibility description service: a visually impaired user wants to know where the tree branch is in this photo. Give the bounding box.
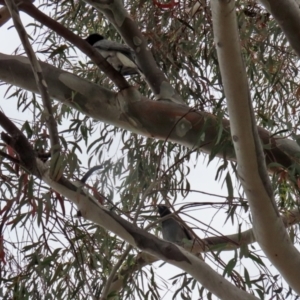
[108,207,300,295]
[211,0,300,293]
[100,180,159,299]
[83,0,185,105]
[0,149,20,164]
[0,0,131,90]
[5,0,60,158]
[0,5,10,26]
[0,111,39,176]
[38,159,258,300]
[258,0,300,58]
[0,53,299,177]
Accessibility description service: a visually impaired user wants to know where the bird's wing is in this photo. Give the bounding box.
[94,39,136,61]
[173,214,194,240]
[182,225,193,240]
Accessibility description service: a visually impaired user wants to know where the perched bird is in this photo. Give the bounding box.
[157,205,193,245]
[85,33,141,76]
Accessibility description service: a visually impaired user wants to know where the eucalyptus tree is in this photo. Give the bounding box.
[0,0,300,299]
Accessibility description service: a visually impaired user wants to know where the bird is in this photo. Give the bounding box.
[157,205,193,245]
[84,33,141,76]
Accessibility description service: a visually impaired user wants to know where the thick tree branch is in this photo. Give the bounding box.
[211,0,300,293]
[0,53,299,176]
[83,0,185,105]
[258,0,300,58]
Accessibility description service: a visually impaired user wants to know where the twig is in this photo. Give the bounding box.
[101,180,160,298]
[0,149,20,164]
[100,245,132,300]
[7,0,130,90]
[5,0,60,158]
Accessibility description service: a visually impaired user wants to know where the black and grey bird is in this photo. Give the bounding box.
[157,205,193,245]
[85,33,141,76]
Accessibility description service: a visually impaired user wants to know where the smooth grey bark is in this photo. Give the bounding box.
[211,0,300,293]
[0,53,299,176]
[259,0,300,57]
